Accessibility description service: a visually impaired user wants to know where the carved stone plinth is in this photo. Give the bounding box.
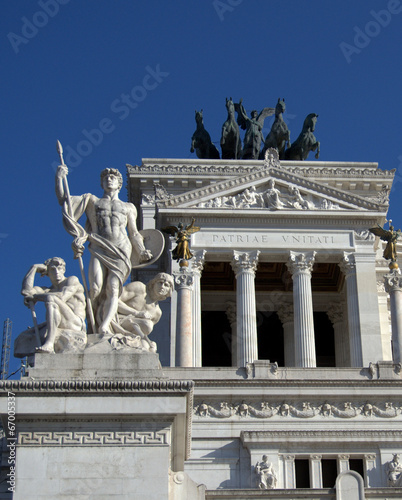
[0,374,194,499]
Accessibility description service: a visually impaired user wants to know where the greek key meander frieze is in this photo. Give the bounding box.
[0,380,194,393]
[194,401,402,419]
[17,430,169,446]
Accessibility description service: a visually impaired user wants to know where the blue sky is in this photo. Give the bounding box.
[1,0,402,376]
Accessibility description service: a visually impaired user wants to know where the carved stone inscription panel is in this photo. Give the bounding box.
[194,230,354,250]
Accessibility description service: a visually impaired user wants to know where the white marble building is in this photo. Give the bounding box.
[1,151,402,499]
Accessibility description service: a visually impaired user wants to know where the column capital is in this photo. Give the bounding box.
[277,303,294,324]
[384,270,402,294]
[191,250,207,275]
[327,302,345,325]
[174,270,194,290]
[339,252,356,276]
[286,251,316,277]
[231,250,260,276]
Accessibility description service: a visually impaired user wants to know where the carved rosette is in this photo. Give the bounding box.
[384,271,402,294]
[286,251,316,277]
[339,252,356,277]
[174,271,194,290]
[327,302,345,325]
[231,250,260,276]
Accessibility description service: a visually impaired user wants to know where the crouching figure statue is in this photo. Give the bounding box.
[14,257,87,356]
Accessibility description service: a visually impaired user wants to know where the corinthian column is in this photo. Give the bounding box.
[384,271,402,363]
[191,250,206,367]
[339,253,362,367]
[174,270,194,367]
[286,251,316,367]
[231,250,260,367]
[277,304,294,367]
[327,302,348,367]
[225,301,237,367]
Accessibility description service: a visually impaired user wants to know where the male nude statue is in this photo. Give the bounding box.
[55,166,152,334]
[112,273,174,351]
[15,257,86,355]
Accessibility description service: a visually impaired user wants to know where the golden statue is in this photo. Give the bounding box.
[369,220,401,269]
[162,218,200,262]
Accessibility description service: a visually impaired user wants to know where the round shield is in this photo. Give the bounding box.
[131,229,165,268]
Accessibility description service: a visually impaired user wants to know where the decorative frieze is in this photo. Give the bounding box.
[194,400,402,419]
[18,430,169,446]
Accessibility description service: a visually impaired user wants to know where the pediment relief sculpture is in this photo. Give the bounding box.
[196,178,341,211]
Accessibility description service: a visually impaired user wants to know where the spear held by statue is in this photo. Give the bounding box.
[56,140,96,333]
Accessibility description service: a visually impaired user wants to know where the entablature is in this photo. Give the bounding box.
[127,158,394,210]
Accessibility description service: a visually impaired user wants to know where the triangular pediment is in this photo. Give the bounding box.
[157,164,384,212]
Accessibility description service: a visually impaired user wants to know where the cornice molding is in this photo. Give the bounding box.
[128,160,392,181]
[243,429,402,439]
[0,379,194,394]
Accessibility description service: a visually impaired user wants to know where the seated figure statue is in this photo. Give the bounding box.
[110,273,174,351]
[387,454,402,486]
[255,455,277,489]
[14,257,87,356]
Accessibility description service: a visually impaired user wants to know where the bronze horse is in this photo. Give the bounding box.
[220,97,241,159]
[190,110,220,159]
[261,98,291,160]
[284,113,320,161]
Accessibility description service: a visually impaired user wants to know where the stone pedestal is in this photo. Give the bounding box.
[231,251,260,367]
[286,251,316,368]
[0,352,196,500]
[28,350,165,380]
[384,271,402,364]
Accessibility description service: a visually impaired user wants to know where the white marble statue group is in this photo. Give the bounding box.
[15,163,170,357]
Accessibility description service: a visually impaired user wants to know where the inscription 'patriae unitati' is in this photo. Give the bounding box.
[212,234,335,244]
